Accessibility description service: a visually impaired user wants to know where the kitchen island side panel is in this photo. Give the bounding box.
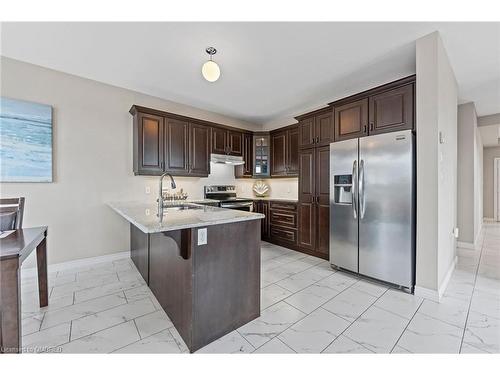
[130,219,261,352]
[192,220,261,351]
[149,230,194,349]
[130,223,149,284]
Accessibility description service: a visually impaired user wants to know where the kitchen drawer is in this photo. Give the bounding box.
[270,201,297,212]
[270,210,297,229]
[270,225,297,244]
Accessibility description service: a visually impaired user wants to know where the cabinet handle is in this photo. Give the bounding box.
[370,122,374,131]
[363,125,367,133]
[316,136,319,143]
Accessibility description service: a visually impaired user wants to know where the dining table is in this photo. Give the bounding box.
[0,226,48,354]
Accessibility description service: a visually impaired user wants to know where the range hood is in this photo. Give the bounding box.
[210,153,245,166]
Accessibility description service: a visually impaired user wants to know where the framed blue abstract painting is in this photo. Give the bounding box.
[0,97,53,182]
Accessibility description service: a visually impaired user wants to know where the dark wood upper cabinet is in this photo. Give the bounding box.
[315,111,334,146]
[189,123,210,176]
[253,133,271,177]
[297,109,333,148]
[211,127,243,156]
[164,118,189,174]
[287,126,299,175]
[330,75,415,142]
[134,112,164,175]
[298,117,315,148]
[227,131,243,156]
[334,98,369,141]
[271,125,299,177]
[271,130,287,176]
[235,133,253,178]
[369,83,414,135]
[211,127,227,155]
[131,106,212,177]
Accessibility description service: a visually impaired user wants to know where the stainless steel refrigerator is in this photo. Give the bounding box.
[329,129,415,291]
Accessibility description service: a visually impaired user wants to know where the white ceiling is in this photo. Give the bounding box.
[1,22,499,126]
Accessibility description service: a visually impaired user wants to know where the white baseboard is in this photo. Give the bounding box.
[21,251,130,278]
[415,256,457,302]
[474,223,484,249]
[438,256,457,298]
[414,285,440,301]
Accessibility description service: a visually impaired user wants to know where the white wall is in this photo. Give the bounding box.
[457,103,476,244]
[457,102,483,248]
[0,57,271,266]
[474,127,484,241]
[483,146,500,219]
[436,37,458,290]
[415,32,458,300]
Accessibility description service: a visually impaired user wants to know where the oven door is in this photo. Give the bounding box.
[219,202,254,212]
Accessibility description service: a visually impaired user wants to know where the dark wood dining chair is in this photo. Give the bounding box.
[0,197,25,231]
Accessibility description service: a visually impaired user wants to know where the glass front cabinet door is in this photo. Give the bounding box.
[253,134,270,177]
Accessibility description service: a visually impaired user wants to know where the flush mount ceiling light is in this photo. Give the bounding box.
[201,47,220,82]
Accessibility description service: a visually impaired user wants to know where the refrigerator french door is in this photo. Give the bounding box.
[329,129,415,290]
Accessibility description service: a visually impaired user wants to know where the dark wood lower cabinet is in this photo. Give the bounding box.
[298,202,316,251]
[261,201,270,239]
[131,220,260,353]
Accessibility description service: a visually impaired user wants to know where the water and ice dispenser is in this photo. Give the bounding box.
[333,174,353,204]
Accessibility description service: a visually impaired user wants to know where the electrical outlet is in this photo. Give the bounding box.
[145,186,151,194]
[197,228,207,245]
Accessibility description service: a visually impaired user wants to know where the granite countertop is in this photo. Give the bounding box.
[242,197,298,203]
[108,201,264,234]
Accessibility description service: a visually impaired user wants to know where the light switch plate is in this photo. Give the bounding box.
[197,228,207,245]
[145,186,151,194]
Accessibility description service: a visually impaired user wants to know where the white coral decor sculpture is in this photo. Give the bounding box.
[252,180,270,197]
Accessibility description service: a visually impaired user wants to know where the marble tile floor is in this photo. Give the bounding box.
[19,222,500,353]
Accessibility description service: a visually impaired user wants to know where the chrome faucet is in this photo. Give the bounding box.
[158,172,176,222]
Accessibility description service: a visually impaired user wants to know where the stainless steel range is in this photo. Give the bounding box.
[204,185,254,211]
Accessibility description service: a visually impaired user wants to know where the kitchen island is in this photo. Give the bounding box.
[108,201,264,352]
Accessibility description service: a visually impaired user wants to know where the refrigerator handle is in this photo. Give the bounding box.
[359,159,366,219]
[352,160,358,219]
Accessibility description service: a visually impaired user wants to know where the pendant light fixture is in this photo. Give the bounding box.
[202,47,221,82]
